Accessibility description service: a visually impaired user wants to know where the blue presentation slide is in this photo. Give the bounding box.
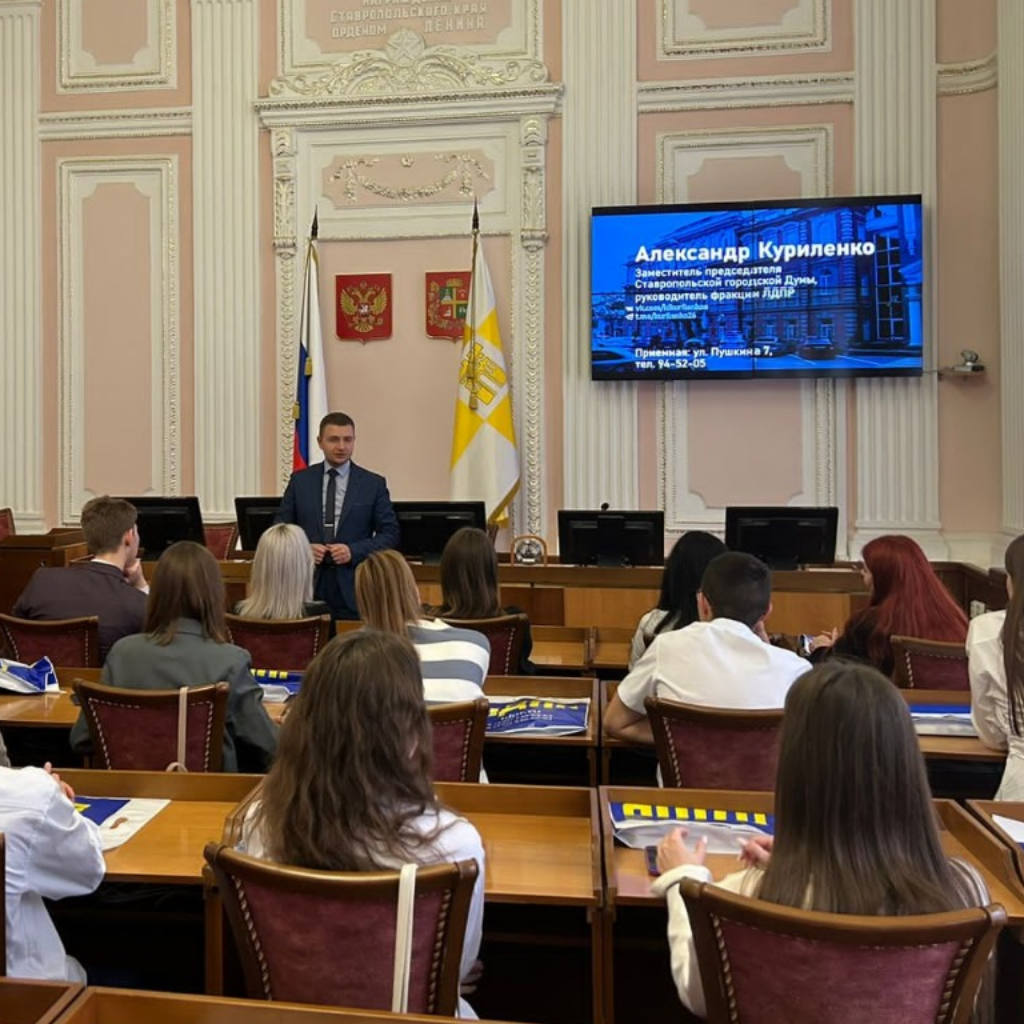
[591,198,924,381]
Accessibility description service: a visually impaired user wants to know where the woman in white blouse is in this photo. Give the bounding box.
[967,534,1024,799]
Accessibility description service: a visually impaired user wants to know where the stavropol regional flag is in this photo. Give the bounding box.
[450,237,519,525]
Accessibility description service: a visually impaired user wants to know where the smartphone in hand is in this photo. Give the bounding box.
[644,845,659,876]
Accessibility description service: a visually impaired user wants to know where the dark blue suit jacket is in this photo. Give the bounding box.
[276,461,400,617]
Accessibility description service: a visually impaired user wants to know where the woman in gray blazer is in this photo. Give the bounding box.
[70,541,278,772]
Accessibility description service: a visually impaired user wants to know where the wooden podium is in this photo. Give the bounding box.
[0,529,88,615]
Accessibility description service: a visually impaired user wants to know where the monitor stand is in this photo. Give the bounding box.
[766,556,800,571]
[595,555,628,568]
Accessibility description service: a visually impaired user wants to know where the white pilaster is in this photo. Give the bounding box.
[191,0,260,517]
[0,1,44,531]
[562,2,639,510]
[853,0,942,554]
[999,0,1024,535]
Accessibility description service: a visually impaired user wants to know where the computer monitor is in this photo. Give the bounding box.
[234,496,283,552]
[393,501,487,563]
[117,495,205,558]
[724,506,839,570]
[557,510,665,567]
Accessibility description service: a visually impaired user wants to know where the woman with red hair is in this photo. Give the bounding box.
[821,535,967,677]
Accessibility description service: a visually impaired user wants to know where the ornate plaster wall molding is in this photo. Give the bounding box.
[937,52,997,97]
[658,0,830,59]
[562,1,639,512]
[57,157,180,524]
[654,124,843,539]
[271,29,547,98]
[279,0,542,77]
[39,107,192,141]
[999,0,1024,532]
[853,0,943,554]
[191,0,261,518]
[0,0,44,532]
[59,0,176,92]
[258,87,561,536]
[638,72,855,113]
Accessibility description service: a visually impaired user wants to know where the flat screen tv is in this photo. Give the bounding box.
[725,506,839,570]
[234,496,283,552]
[558,510,665,567]
[117,495,205,558]
[591,194,924,381]
[393,501,487,564]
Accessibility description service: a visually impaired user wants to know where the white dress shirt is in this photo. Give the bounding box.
[617,617,809,715]
[967,609,1024,799]
[0,766,106,980]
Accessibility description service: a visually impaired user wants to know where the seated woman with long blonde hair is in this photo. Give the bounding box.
[235,523,331,621]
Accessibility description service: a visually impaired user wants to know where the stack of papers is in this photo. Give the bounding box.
[0,656,59,695]
[486,696,590,736]
[75,795,170,851]
[609,800,774,854]
[908,704,976,737]
[253,669,303,703]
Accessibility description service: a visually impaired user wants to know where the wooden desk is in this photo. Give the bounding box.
[219,559,870,633]
[531,625,591,673]
[48,987,484,1024]
[899,689,1006,763]
[968,801,1024,895]
[591,627,633,677]
[483,675,600,786]
[57,770,260,885]
[0,979,82,1024]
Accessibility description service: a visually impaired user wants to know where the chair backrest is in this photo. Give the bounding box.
[439,613,528,676]
[72,678,230,771]
[225,613,332,672]
[428,699,488,782]
[0,613,100,668]
[891,636,970,690]
[203,843,477,1014]
[0,509,14,542]
[204,523,239,560]
[645,696,783,790]
[680,876,1004,1024]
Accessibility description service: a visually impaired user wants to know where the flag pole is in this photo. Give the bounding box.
[466,199,480,410]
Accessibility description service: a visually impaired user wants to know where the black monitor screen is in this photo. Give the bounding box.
[393,501,487,563]
[117,495,205,558]
[558,510,665,567]
[725,506,839,570]
[235,496,283,552]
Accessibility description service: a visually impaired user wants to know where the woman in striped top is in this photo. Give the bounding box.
[355,549,490,703]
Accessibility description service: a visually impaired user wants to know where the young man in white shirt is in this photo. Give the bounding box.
[605,551,810,744]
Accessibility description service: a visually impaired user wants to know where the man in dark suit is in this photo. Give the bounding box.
[276,411,400,619]
[13,496,149,662]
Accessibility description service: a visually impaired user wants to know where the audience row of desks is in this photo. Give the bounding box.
[0,671,1004,793]
[36,768,1024,1024]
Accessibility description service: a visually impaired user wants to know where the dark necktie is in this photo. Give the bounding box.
[324,468,338,540]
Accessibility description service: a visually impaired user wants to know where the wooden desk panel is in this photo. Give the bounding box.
[58,770,261,885]
[50,988,477,1024]
[0,979,82,1024]
[434,783,601,908]
[531,626,590,673]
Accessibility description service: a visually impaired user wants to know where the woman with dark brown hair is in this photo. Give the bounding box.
[968,534,1024,798]
[652,660,991,1020]
[244,630,485,1014]
[68,541,278,772]
[436,527,536,675]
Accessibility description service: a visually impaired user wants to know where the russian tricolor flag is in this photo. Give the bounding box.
[292,211,328,470]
